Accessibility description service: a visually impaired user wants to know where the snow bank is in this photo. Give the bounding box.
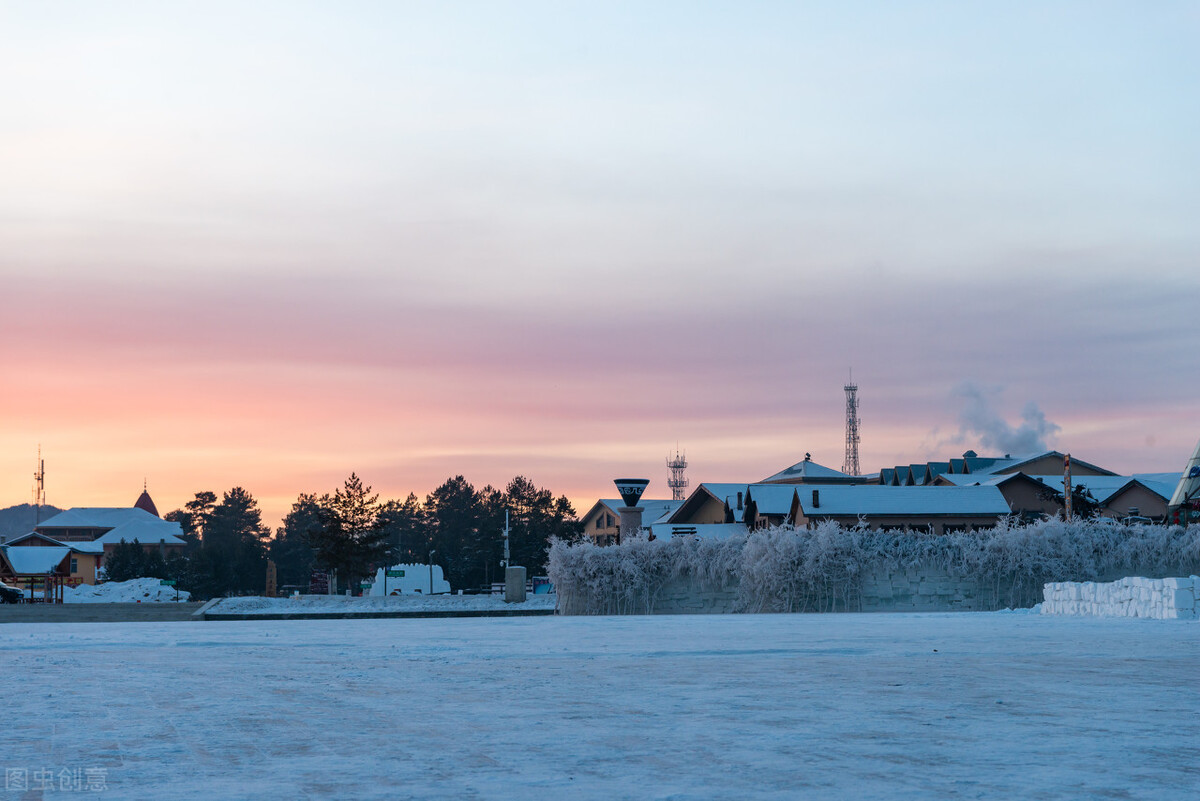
[208,593,555,616]
[1042,576,1198,619]
[63,578,191,603]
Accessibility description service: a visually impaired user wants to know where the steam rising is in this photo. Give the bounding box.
[952,382,1060,455]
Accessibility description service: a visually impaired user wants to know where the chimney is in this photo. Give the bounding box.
[736,492,743,510]
[811,489,820,509]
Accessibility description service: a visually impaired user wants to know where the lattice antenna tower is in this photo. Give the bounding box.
[842,376,861,476]
[32,445,46,524]
[666,448,689,502]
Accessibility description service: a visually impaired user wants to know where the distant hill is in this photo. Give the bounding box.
[0,503,64,540]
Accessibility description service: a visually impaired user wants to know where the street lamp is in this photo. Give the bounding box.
[429,550,437,595]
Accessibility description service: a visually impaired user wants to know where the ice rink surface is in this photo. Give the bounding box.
[5,612,1198,799]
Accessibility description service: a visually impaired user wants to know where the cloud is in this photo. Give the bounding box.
[949,382,1061,456]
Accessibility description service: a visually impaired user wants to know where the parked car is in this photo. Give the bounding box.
[0,581,24,604]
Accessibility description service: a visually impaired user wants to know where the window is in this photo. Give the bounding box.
[71,558,78,573]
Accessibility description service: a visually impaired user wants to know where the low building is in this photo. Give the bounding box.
[788,485,1013,534]
[0,490,186,591]
[580,499,682,545]
[936,471,1178,522]
[758,455,868,485]
[880,450,1116,486]
[666,483,751,526]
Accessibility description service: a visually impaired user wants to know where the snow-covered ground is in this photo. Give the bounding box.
[53,577,191,603]
[208,592,555,615]
[4,613,1197,800]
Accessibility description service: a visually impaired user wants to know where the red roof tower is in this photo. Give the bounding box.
[134,483,160,517]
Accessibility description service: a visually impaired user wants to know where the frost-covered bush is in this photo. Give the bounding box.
[546,520,1200,614]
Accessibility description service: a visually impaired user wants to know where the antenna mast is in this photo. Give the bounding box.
[33,446,46,524]
[842,377,861,476]
[666,448,689,501]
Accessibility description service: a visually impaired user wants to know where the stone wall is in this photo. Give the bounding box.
[650,579,741,614]
[556,569,1034,615]
[858,568,999,612]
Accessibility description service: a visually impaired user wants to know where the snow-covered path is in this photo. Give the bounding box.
[5,613,1198,799]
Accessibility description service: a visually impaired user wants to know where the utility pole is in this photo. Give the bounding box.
[502,509,510,570]
[32,446,46,525]
[1063,454,1073,521]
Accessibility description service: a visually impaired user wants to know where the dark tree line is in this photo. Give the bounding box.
[131,475,582,599]
[270,474,582,594]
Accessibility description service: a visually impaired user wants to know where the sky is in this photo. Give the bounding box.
[2,1,1198,527]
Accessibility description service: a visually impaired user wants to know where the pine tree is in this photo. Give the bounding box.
[270,493,321,590]
[307,474,393,593]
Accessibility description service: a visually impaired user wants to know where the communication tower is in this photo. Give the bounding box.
[842,379,861,476]
[32,446,46,524]
[666,448,689,501]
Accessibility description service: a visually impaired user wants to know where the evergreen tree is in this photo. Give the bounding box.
[187,487,271,598]
[165,491,218,547]
[307,474,393,593]
[375,493,429,565]
[270,493,322,590]
[424,476,481,591]
[503,476,581,577]
[102,540,170,582]
[103,540,144,582]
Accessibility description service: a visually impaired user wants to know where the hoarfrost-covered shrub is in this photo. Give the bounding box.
[546,520,1200,614]
[547,532,743,614]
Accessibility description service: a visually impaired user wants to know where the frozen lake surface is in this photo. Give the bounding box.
[6,612,1198,799]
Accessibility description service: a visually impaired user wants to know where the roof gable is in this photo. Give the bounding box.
[745,485,798,516]
[1,545,72,575]
[760,457,853,484]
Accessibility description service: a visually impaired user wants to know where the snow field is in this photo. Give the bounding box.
[4,613,1198,800]
[1042,576,1198,619]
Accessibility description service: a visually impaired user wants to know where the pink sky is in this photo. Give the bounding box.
[3,3,1198,527]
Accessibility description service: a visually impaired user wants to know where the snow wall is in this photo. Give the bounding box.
[547,519,1200,615]
[1041,576,1198,619]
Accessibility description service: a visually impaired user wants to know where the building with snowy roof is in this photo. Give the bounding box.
[933,470,1177,522]
[789,485,1012,534]
[0,489,184,590]
[758,454,864,485]
[580,499,683,545]
[879,450,1116,486]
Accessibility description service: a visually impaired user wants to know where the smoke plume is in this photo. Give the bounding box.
[951,382,1060,455]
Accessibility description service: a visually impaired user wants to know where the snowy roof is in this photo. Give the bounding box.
[3,531,70,547]
[2,545,72,575]
[1131,473,1186,499]
[1,531,106,553]
[969,451,1116,477]
[745,485,798,516]
[936,473,1018,488]
[796,486,1011,518]
[597,499,682,527]
[648,523,748,541]
[759,458,852,484]
[93,518,186,546]
[1025,475,1175,505]
[36,507,165,530]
